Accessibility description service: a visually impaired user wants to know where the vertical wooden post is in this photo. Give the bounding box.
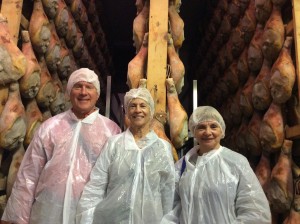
[293,0,300,101]
[1,0,24,44]
[147,0,169,114]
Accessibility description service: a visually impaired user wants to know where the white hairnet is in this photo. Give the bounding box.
[189,106,226,138]
[124,88,155,117]
[66,68,100,96]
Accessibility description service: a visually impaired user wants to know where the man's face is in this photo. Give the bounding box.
[70,81,99,118]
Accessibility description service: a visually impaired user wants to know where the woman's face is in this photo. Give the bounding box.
[127,98,151,128]
[194,120,223,152]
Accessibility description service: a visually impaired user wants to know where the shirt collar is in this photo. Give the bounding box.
[68,108,99,124]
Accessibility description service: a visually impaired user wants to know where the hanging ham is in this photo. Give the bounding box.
[133,0,149,52]
[166,78,188,149]
[0,14,27,85]
[267,139,293,213]
[259,102,285,153]
[262,6,285,63]
[29,0,51,56]
[168,0,185,49]
[252,59,272,111]
[23,98,43,149]
[269,36,296,104]
[167,34,185,94]
[20,30,41,99]
[127,33,148,89]
[0,82,26,151]
[255,151,271,193]
[150,112,179,162]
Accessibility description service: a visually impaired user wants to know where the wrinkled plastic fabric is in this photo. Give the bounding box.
[76,129,176,224]
[162,146,271,224]
[2,109,121,224]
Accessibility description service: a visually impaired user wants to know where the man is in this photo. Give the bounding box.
[1,68,121,224]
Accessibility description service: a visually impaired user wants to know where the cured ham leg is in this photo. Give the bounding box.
[239,0,256,44]
[267,140,293,213]
[252,59,272,110]
[235,119,249,155]
[41,0,58,19]
[0,82,26,151]
[283,163,300,224]
[70,0,89,32]
[57,39,71,79]
[0,85,9,116]
[259,102,285,153]
[239,74,255,118]
[245,111,263,156]
[248,23,264,74]
[45,22,61,73]
[255,0,272,25]
[24,98,43,149]
[166,78,188,149]
[20,30,41,99]
[150,113,178,162]
[36,57,56,108]
[133,0,149,52]
[167,34,185,94]
[135,0,145,15]
[127,33,148,89]
[270,37,296,104]
[237,47,250,85]
[6,144,25,198]
[50,72,66,115]
[29,0,51,56]
[262,6,285,63]
[255,151,271,193]
[168,0,185,49]
[0,14,27,84]
[54,0,69,38]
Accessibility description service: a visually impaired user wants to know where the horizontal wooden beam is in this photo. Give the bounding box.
[286,125,300,139]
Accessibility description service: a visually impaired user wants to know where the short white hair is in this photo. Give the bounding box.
[66,68,100,96]
[189,106,226,138]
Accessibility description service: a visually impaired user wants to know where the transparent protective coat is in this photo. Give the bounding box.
[162,146,271,224]
[2,109,121,224]
[76,129,176,224]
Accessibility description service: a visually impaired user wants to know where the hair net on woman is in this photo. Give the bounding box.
[66,68,100,96]
[188,106,226,138]
[124,87,155,117]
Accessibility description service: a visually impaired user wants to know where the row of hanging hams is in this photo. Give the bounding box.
[0,0,112,207]
[193,0,299,222]
[127,0,187,162]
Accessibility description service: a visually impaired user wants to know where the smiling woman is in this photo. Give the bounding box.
[162,106,272,224]
[76,87,176,224]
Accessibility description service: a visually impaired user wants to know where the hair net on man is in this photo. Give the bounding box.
[188,106,226,138]
[66,68,100,96]
[124,87,155,117]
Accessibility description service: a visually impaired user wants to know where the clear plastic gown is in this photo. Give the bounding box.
[76,129,176,224]
[162,146,271,224]
[2,109,121,224]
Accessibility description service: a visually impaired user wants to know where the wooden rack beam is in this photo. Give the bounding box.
[146,0,169,114]
[293,0,300,101]
[286,0,300,139]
